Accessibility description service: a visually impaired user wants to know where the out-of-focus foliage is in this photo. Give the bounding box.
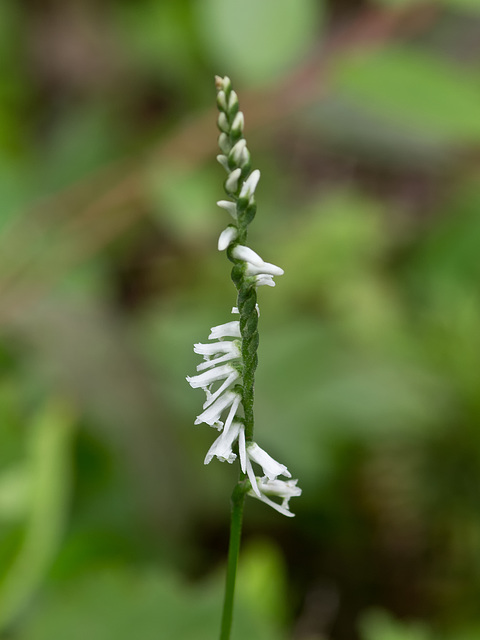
[2,1,480,639]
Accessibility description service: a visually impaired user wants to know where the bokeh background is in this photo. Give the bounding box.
[2,1,480,638]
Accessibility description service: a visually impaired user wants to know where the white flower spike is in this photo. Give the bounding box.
[187,75,300,529]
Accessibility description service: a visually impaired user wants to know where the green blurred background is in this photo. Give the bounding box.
[2,1,480,638]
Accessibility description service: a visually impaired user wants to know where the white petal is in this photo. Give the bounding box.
[194,341,239,357]
[209,321,241,340]
[196,348,240,372]
[218,112,229,132]
[228,90,239,112]
[217,90,227,111]
[204,420,242,465]
[203,371,239,409]
[231,112,244,134]
[248,487,295,517]
[218,226,237,251]
[238,425,246,473]
[246,442,291,480]
[217,155,229,171]
[222,393,241,434]
[246,457,261,497]
[194,390,240,428]
[218,133,230,154]
[239,169,260,199]
[255,275,275,287]
[229,139,246,165]
[217,200,237,219]
[186,364,235,390]
[231,245,284,277]
[225,168,241,193]
[257,478,302,500]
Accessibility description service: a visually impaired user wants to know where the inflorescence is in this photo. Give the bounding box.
[186,76,301,517]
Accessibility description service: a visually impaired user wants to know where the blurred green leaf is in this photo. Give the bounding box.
[18,566,282,640]
[0,401,75,632]
[335,47,480,143]
[195,0,321,85]
[360,609,432,640]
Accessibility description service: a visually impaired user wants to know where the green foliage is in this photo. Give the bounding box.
[195,0,321,84]
[335,47,480,143]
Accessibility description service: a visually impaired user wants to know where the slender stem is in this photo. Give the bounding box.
[220,483,246,640]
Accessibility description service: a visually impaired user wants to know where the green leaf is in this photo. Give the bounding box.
[195,0,321,85]
[360,609,432,640]
[0,400,75,632]
[334,47,480,143]
[18,567,281,640]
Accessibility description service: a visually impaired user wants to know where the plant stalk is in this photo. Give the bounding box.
[219,483,246,640]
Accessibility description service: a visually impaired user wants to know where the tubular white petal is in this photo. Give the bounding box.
[196,347,241,372]
[231,112,244,134]
[204,420,242,465]
[231,245,262,265]
[246,442,291,480]
[186,364,236,390]
[225,168,241,193]
[217,112,229,132]
[194,341,239,357]
[216,155,229,172]
[245,262,284,277]
[203,371,239,409]
[222,393,241,434]
[255,275,275,287]
[217,200,237,219]
[246,458,261,497]
[248,487,295,517]
[208,321,241,340]
[228,90,239,112]
[239,169,260,199]
[218,226,237,251]
[217,90,227,111]
[194,390,240,428]
[218,133,230,154]
[257,478,302,501]
[229,139,246,165]
[238,425,247,473]
[231,245,283,276]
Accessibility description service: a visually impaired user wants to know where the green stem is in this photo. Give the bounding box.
[219,483,246,640]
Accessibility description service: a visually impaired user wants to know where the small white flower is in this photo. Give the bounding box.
[229,139,249,167]
[228,90,239,112]
[194,390,241,429]
[218,133,230,154]
[216,90,227,111]
[255,275,275,287]
[225,168,241,193]
[239,170,260,200]
[246,442,291,480]
[196,347,240,372]
[218,225,238,251]
[186,363,238,391]
[216,155,229,172]
[194,340,240,357]
[208,321,241,340]
[217,112,229,133]
[202,368,239,408]
[204,420,242,465]
[231,111,244,135]
[248,478,301,518]
[217,200,237,219]
[232,245,284,277]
